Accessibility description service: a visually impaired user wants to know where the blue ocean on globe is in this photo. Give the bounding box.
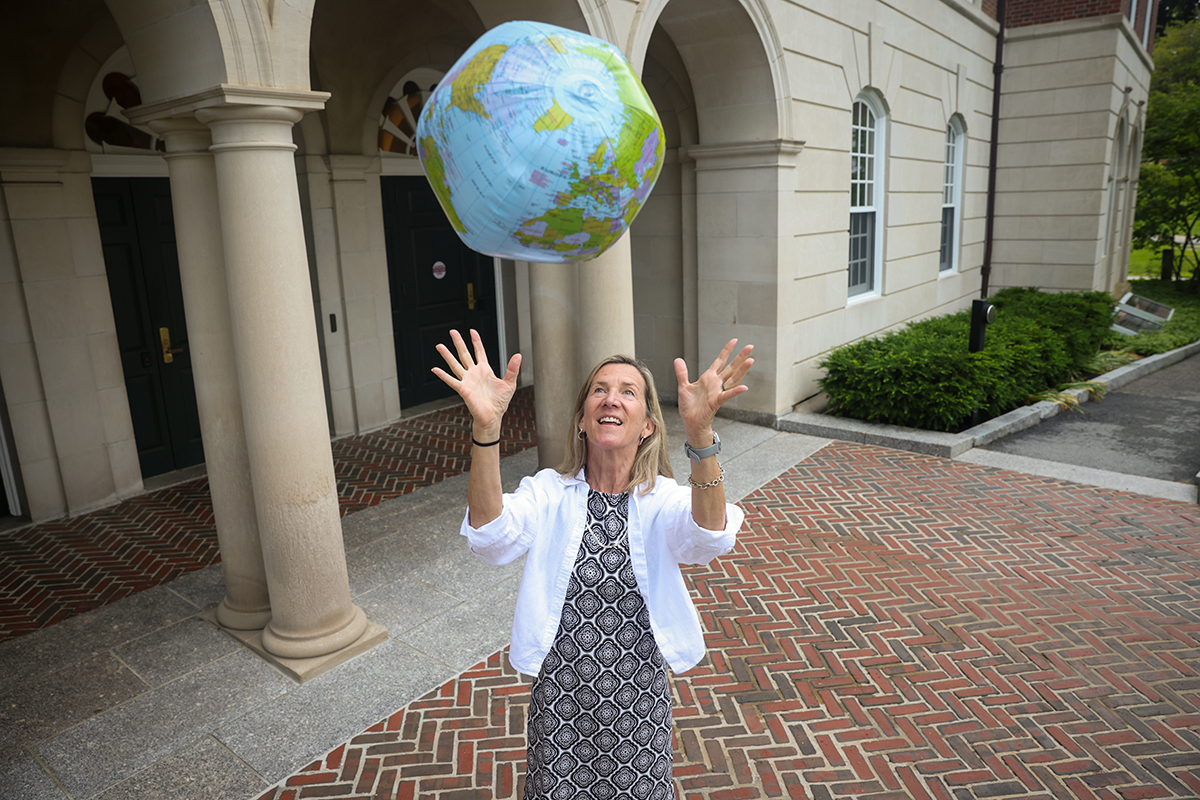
[416,20,665,263]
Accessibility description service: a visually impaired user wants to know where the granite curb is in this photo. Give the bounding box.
[777,339,1200,459]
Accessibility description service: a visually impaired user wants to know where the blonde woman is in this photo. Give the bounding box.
[433,329,753,800]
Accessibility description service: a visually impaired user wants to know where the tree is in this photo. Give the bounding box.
[1134,18,1200,285]
[1155,0,1200,38]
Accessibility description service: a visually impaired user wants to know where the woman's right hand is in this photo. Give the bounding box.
[432,329,521,437]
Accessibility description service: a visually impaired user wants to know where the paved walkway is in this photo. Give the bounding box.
[978,350,1200,487]
[2,393,1199,799]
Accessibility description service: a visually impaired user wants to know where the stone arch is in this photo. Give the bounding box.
[51,14,126,151]
[0,3,117,149]
[305,0,484,155]
[358,41,474,158]
[103,0,318,105]
[630,0,785,143]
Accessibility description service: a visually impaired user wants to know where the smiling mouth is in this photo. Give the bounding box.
[599,416,622,425]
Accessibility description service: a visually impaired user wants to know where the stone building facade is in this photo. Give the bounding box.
[0,0,1156,668]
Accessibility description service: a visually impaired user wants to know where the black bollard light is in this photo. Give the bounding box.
[968,299,995,428]
[969,299,996,353]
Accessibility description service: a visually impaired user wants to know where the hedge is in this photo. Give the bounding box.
[818,288,1115,432]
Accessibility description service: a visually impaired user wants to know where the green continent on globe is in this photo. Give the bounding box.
[513,206,624,261]
[516,93,660,259]
[418,136,466,233]
[534,100,573,132]
[451,44,508,119]
[577,44,665,187]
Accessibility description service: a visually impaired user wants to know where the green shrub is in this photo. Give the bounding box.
[818,288,1115,432]
[988,287,1115,374]
[819,312,982,432]
[974,317,1072,417]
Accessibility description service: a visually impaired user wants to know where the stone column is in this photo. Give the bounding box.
[578,233,637,370]
[196,104,367,660]
[150,118,270,631]
[528,234,638,469]
[528,262,578,470]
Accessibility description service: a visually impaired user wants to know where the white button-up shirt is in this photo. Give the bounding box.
[461,467,744,676]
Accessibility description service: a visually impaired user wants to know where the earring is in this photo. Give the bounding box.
[639,434,647,446]
[577,428,585,440]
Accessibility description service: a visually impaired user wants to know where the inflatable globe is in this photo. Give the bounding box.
[416,20,665,263]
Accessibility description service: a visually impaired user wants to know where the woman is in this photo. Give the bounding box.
[432,329,753,800]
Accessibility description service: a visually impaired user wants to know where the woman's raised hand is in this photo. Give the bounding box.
[432,329,521,437]
[673,339,754,439]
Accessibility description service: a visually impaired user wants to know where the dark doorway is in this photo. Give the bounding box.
[93,177,203,478]
[381,176,499,407]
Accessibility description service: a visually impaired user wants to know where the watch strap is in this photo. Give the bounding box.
[684,431,721,462]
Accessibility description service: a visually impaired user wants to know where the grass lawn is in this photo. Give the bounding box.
[1128,247,1162,278]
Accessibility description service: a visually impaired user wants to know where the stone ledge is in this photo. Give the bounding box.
[776,413,974,458]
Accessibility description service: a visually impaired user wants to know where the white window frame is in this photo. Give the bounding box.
[848,94,886,300]
[1129,0,1139,24]
[940,117,966,274]
[1142,0,1153,47]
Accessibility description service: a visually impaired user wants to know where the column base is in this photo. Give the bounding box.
[214,599,273,631]
[203,607,388,683]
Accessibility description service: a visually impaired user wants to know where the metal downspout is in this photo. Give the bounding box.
[981,0,1007,298]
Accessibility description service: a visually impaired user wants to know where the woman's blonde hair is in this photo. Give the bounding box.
[558,355,673,494]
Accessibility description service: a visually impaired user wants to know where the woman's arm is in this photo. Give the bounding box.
[674,339,754,530]
[432,328,521,527]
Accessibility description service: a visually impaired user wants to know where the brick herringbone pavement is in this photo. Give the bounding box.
[259,441,1200,800]
[0,388,536,644]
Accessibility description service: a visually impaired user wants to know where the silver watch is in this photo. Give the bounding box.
[684,431,721,462]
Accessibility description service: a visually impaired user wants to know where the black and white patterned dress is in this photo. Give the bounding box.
[524,489,676,800]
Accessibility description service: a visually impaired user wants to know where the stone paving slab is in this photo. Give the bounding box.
[92,736,264,800]
[35,648,291,798]
[958,449,1198,504]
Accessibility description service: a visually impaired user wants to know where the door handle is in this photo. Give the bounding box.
[159,327,184,364]
[467,282,476,310]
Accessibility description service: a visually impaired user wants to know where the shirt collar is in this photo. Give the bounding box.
[561,468,662,494]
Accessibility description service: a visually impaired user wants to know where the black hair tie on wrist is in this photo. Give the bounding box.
[472,437,501,447]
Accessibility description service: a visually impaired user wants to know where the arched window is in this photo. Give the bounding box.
[940,116,966,273]
[849,94,886,297]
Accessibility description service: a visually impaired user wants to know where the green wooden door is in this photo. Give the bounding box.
[93,177,203,478]
[381,176,499,407]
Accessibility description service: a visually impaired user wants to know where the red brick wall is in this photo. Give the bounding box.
[978,0,1158,51]
[1005,0,1123,27]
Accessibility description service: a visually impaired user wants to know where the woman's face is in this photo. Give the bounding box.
[579,363,655,455]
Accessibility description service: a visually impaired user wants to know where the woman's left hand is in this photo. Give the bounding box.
[673,339,754,440]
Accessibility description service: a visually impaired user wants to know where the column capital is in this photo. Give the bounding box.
[195,105,306,154]
[684,139,806,171]
[147,117,213,156]
[126,84,329,127]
